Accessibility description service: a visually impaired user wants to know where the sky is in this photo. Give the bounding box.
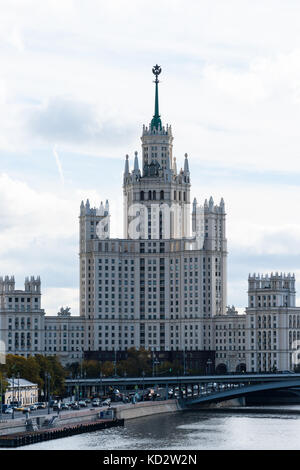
[1,0,300,314]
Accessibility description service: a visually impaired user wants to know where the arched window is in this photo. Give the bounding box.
[153,191,156,200]
[160,190,164,200]
[148,191,152,200]
[174,191,176,200]
[140,191,144,201]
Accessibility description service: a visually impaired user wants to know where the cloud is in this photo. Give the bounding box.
[0,173,103,313]
[43,287,79,316]
[28,97,135,148]
[2,0,300,314]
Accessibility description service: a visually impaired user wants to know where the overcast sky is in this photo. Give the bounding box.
[1,0,300,314]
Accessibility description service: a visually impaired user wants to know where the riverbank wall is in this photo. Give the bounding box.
[0,401,180,436]
[0,407,107,436]
[114,399,180,420]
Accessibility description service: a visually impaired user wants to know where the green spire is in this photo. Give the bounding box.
[150,64,162,131]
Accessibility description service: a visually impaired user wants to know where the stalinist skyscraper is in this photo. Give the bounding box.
[79,65,227,369]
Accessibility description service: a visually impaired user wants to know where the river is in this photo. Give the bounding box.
[18,406,300,450]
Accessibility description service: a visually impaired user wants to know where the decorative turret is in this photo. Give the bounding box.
[134,151,139,172]
[0,276,15,293]
[24,276,41,293]
[247,272,296,309]
[99,201,104,216]
[104,200,109,216]
[220,197,225,213]
[192,197,197,211]
[173,157,177,175]
[80,200,85,215]
[124,154,129,175]
[184,153,190,175]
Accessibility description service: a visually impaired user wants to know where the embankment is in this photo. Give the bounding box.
[114,399,180,420]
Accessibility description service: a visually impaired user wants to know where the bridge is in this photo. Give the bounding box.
[65,373,300,405]
[178,378,300,407]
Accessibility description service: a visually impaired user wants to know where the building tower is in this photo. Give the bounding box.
[79,65,227,368]
[123,65,191,241]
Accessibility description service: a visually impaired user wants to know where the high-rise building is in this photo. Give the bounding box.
[79,65,226,369]
[1,66,300,373]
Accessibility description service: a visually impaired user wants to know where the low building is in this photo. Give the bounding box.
[5,378,38,406]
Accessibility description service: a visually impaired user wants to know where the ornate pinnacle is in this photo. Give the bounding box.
[152,64,162,83]
[151,64,162,130]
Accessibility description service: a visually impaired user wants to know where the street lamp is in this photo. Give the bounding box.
[45,372,51,415]
[11,375,15,420]
[206,358,213,375]
[76,373,80,401]
[152,349,160,377]
[0,376,3,421]
[83,370,87,399]
[17,372,20,406]
[99,371,103,399]
[141,371,145,400]
[114,349,118,377]
[183,349,187,376]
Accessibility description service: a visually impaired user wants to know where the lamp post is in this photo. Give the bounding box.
[83,370,87,399]
[0,376,2,421]
[76,374,80,401]
[17,372,20,406]
[141,371,145,400]
[152,349,159,377]
[12,375,15,420]
[114,349,117,377]
[99,371,103,399]
[206,358,213,376]
[45,372,51,415]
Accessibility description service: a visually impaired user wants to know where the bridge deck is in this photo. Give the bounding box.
[181,379,300,406]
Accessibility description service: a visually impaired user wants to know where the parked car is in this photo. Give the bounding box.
[14,406,30,413]
[61,403,69,410]
[29,404,37,411]
[35,402,46,409]
[78,400,87,407]
[1,404,12,412]
[4,407,13,414]
[70,402,80,410]
[13,406,24,412]
[92,399,101,407]
[52,402,61,410]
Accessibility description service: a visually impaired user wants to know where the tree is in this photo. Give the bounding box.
[1,354,66,398]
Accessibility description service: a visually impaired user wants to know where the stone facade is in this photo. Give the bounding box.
[4,378,38,406]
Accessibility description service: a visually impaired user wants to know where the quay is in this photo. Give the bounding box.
[0,400,179,448]
[0,418,124,448]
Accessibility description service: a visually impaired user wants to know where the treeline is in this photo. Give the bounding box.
[0,348,198,398]
[66,347,194,378]
[0,354,66,397]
